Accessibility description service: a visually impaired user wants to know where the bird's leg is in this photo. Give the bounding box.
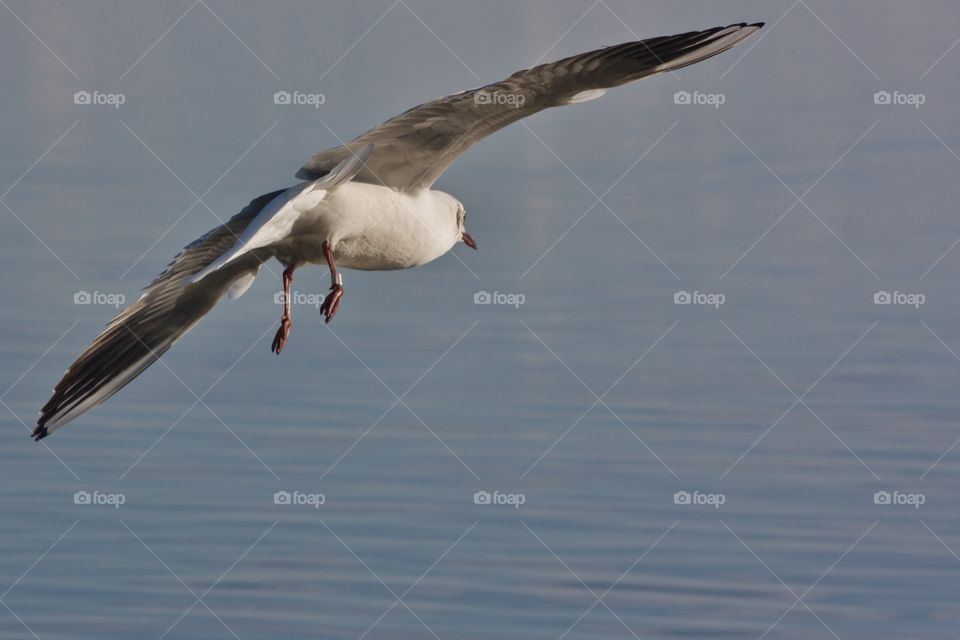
[319,240,344,323]
[271,265,296,354]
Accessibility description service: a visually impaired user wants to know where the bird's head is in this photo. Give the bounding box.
[456,201,477,250]
[436,192,476,251]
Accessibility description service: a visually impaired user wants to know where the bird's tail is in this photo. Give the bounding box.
[33,189,286,440]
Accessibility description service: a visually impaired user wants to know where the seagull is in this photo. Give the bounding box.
[33,22,763,440]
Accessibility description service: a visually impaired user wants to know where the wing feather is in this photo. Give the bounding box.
[297,23,763,191]
[33,190,286,439]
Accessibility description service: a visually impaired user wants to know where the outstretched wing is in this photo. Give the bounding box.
[34,190,286,440]
[297,23,763,191]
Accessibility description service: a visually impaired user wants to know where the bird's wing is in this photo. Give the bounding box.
[296,23,763,191]
[34,189,286,439]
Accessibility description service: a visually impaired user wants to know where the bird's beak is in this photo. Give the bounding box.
[461,231,478,250]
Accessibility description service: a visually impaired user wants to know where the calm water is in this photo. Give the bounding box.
[3,1,960,638]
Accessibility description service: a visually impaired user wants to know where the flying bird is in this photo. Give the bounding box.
[34,22,764,440]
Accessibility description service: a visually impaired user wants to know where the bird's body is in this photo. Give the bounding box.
[271,182,463,271]
[33,22,764,439]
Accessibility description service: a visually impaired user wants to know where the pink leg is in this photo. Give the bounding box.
[319,241,344,323]
[271,265,296,354]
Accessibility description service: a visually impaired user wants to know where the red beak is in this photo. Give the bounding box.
[461,231,477,250]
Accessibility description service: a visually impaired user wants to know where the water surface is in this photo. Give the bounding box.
[2,2,960,638]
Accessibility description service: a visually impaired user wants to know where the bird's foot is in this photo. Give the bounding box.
[271,316,292,354]
[320,283,344,324]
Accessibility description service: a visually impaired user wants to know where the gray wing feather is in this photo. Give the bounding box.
[33,190,286,439]
[296,23,763,191]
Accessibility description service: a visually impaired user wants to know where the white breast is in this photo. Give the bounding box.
[313,183,460,271]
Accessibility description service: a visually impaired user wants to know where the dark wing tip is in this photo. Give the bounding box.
[35,392,65,440]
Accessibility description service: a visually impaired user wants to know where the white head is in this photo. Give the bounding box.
[435,191,477,251]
